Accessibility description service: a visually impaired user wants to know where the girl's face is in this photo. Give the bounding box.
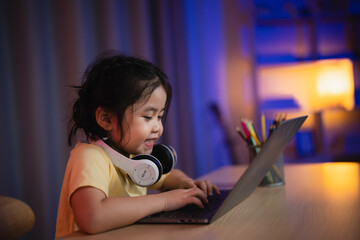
[109,86,167,155]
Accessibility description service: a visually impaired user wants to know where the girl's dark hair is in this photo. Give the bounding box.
[67,51,172,146]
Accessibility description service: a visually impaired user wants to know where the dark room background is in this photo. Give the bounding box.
[1,0,359,239]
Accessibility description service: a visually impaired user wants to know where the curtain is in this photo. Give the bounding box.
[0,0,253,239]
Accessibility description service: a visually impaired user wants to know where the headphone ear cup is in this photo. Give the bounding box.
[151,144,177,174]
[131,154,163,183]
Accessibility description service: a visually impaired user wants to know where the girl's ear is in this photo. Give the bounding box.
[95,107,114,131]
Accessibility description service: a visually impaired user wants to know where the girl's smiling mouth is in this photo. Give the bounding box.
[144,139,156,148]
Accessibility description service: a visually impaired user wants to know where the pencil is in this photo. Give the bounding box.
[241,120,250,139]
[249,130,261,146]
[272,165,282,180]
[246,121,261,146]
[265,171,274,183]
[261,113,266,143]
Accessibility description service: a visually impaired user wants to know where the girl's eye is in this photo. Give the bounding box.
[143,115,163,120]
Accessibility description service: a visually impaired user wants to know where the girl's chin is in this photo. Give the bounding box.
[143,149,153,155]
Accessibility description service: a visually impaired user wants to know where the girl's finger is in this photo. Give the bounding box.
[191,187,208,204]
[197,181,208,196]
[212,184,220,195]
[204,180,213,195]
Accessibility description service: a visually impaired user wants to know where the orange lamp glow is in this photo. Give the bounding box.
[258,58,355,112]
[314,59,354,110]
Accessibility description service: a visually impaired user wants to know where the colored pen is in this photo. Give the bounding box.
[241,120,250,140]
[246,121,261,146]
[261,113,266,143]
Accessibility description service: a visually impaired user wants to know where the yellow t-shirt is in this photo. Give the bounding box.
[55,142,167,238]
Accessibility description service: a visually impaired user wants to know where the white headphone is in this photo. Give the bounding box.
[93,140,177,187]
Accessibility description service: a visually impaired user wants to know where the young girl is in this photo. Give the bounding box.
[55,52,219,238]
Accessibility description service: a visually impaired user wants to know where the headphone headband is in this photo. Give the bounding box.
[93,140,176,187]
[93,140,160,186]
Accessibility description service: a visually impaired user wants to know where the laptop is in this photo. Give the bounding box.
[137,115,308,224]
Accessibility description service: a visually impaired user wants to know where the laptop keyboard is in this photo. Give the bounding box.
[148,189,231,219]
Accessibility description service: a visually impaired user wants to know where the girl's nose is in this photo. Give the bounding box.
[152,120,162,133]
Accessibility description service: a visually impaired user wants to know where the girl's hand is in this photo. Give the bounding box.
[160,169,220,197]
[195,180,221,196]
[159,187,208,211]
[179,179,220,197]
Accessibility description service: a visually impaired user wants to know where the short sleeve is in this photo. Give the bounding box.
[67,144,112,200]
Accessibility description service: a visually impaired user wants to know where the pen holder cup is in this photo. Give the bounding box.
[249,145,285,187]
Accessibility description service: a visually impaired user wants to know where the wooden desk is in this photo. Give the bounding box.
[61,163,360,240]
